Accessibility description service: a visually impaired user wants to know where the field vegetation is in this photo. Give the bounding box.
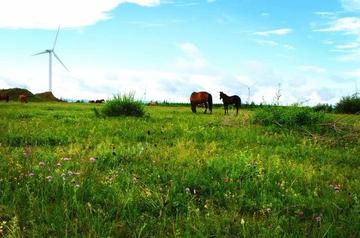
[0,102,359,237]
[335,93,360,114]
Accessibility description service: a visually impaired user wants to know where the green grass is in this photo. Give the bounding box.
[0,102,359,237]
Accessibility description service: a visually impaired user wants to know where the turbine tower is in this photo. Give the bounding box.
[33,26,69,92]
[244,82,257,104]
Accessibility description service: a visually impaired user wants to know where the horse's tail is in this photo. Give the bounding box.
[208,93,213,113]
[237,96,242,115]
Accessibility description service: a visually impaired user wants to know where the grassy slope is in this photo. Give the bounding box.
[0,102,359,237]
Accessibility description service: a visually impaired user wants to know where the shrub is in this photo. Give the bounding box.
[102,93,145,117]
[313,103,334,113]
[335,93,360,114]
[253,106,327,128]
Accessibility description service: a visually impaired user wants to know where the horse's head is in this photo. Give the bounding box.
[219,92,224,100]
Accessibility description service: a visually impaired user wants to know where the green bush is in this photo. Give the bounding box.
[253,106,327,128]
[102,93,145,117]
[335,93,360,114]
[313,103,333,113]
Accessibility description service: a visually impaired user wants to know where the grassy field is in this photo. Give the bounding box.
[0,102,359,237]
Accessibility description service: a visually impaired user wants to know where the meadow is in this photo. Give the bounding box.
[0,102,359,237]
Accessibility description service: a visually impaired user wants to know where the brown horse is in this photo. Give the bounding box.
[190,91,213,114]
[18,94,28,103]
[220,92,241,115]
[0,93,9,102]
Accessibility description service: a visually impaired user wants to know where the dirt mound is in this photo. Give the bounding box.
[35,91,61,102]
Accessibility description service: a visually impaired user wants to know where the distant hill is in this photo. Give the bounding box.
[0,88,60,102]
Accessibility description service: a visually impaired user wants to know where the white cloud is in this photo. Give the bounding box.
[298,65,327,73]
[336,49,360,61]
[335,42,360,49]
[216,14,234,24]
[254,39,279,47]
[322,40,335,45]
[178,42,201,57]
[0,0,160,29]
[254,39,295,50]
[315,17,360,34]
[341,0,360,11]
[170,1,200,7]
[314,11,338,19]
[313,13,360,61]
[344,68,360,77]
[0,77,13,89]
[283,44,295,50]
[237,60,284,88]
[254,28,293,36]
[175,43,209,72]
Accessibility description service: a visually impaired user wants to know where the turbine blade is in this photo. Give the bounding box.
[52,25,60,50]
[32,50,48,56]
[53,51,69,72]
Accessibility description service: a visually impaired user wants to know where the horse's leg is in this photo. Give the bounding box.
[191,103,197,113]
[236,101,240,115]
[223,104,226,115]
[204,102,208,114]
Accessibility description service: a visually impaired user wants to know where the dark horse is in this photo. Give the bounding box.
[190,91,213,114]
[220,92,241,115]
[0,93,9,102]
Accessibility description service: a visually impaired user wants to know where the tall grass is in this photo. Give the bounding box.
[102,93,145,117]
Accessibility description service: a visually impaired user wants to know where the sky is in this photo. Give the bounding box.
[1,0,360,105]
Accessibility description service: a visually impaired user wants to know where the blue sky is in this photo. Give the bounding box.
[1,0,360,104]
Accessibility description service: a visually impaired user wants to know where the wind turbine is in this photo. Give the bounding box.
[32,26,69,92]
[244,82,257,104]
